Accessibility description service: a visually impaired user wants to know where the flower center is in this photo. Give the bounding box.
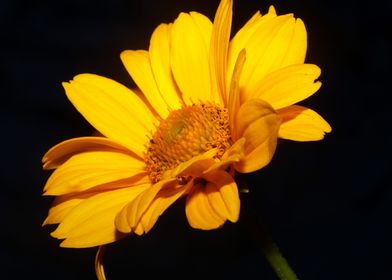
[145,103,231,183]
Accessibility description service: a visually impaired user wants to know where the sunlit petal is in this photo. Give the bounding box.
[115,179,177,233]
[52,185,149,248]
[64,74,155,157]
[210,0,232,105]
[234,99,280,173]
[278,105,331,141]
[149,23,183,110]
[43,137,132,170]
[204,170,240,222]
[44,151,146,195]
[121,50,170,118]
[171,12,213,104]
[186,184,225,230]
[251,64,321,109]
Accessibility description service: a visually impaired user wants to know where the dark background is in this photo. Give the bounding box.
[1,0,391,279]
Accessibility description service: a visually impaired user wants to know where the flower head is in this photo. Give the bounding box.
[43,0,330,248]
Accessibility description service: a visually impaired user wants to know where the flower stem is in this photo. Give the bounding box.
[257,229,299,280]
[243,197,299,280]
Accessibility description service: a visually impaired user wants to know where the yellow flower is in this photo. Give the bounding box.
[43,0,331,248]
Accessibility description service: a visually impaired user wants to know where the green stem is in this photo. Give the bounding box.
[243,198,299,280]
[257,229,299,280]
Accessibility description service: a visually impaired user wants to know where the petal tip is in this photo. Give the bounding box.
[268,5,277,15]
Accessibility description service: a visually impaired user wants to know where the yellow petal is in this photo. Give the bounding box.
[51,185,149,248]
[281,18,307,67]
[137,182,192,234]
[228,49,246,134]
[229,10,307,102]
[42,137,132,170]
[227,7,277,92]
[204,170,240,222]
[268,6,277,16]
[209,0,232,105]
[205,138,245,173]
[133,222,144,236]
[44,151,146,195]
[251,64,322,109]
[171,12,213,104]
[43,176,149,226]
[115,179,177,233]
[278,105,331,141]
[121,50,170,118]
[162,148,217,180]
[43,192,93,226]
[64,74,155,157]
[245,11,263,26]
[234,99,280,173]
[149,24,183,110]
[185,183,225,230]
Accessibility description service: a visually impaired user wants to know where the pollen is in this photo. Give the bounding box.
[145,103,231,183]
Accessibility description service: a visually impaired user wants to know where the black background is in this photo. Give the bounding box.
[1,0,391,279]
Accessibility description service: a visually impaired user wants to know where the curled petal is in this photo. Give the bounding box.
[203,170,240,222]
[185,185,225,230]
[185,170,239,229]
[162,149,217,180]
[234,99,280,173]
[115,179,177,233]
[135,182,192,234]
[205,138,245,173]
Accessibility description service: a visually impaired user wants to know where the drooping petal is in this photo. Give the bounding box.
[251,64,321,109]
[170,12,213,104]
[44,151,146,196]
[204,170,240,222]
[115,178,177,233]
[121,50,170,118]
[209,0,232,105]
[162,148,217,180]
[136,182,192,234]
[51,185,150,248]
[185,184,225,230]
[149,23,183,110]
[64,74,156,157]
[205,138,245,173]
[278,105,331,141]
[234,99,280,173]
[42,137,132,170]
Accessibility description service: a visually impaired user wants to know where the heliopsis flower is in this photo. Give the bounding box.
[43,0,331,249]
